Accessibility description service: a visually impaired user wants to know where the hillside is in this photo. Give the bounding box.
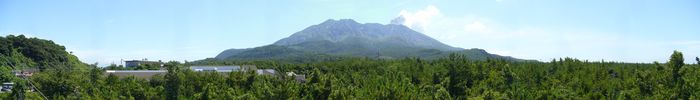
[0,35,87,70]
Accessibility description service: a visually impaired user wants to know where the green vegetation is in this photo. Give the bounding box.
[0,35,89,99]
[0,35,87,70]
[2,35,700,99]
[219,45,345,63]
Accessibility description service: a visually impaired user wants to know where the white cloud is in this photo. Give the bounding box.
[398,5,441,32]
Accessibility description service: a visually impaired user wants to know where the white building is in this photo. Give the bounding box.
[189,65,256,72]
[256,69,277,75]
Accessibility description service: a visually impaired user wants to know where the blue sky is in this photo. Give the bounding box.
[1,0,699,66]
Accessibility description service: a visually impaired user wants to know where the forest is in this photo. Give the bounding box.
[1,35,700,99]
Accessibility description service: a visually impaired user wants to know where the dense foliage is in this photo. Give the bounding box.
[0,35,88,99]
[0,35,86,70]
[2,35,700,99]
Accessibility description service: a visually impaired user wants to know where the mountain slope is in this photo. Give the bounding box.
[215,19,528,62]
[215,48,251,59]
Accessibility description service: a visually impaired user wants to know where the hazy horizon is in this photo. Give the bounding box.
[1,0,699,66]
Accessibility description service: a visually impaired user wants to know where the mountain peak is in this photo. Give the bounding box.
[321,19,359,25]
[273,18,461,52]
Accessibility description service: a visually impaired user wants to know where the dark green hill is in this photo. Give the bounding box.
[0,35,87,70]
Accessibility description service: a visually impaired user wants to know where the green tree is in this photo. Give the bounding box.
[668,51,684,83]
[87,64,103,95]
[7,80,26,100]
[0,66,13,82]
[164,61,182,100]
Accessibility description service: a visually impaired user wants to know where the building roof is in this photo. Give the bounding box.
[286,72,306,83]
[104,65,259,79]
[124,60,161,63]
[105,70,168,79]
[256,69,277,75]
[295,75,307,83]
[190,66,241,72]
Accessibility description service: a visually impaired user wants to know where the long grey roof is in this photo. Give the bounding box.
[190,66,241,72]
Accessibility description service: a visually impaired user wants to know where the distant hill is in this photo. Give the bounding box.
[216,19,528,62]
